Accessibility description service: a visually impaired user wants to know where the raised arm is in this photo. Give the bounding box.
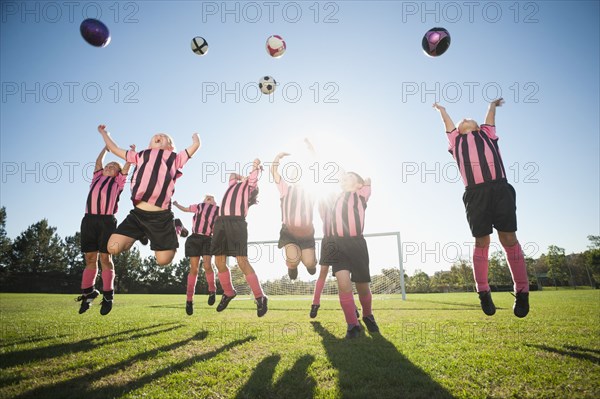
[94,146,108,172]
[484,98,504,126]
[120,144,136,175]
[98,125,127,160]
[172,200,191,212]
[432,103,456,132]
[186,133,201,158]
[271,152,290,184]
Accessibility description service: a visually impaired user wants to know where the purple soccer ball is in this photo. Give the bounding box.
[422,27,451,57]
[80,18,111,48]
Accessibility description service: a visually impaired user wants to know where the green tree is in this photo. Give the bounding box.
[10,219,66,274]
[63,232,85,277]
[430,270,451,292]
[113,246,143,293]
[0,207,12,272]
[449,259,474,292]
[545,245,568,287]
[585,235,600,287]
[488,251,512,288]
[409,269,430,293]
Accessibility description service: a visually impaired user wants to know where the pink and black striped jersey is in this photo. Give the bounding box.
[318,194,336,237]
[277,180,314,228]
[189,203,219,236]
[219,168,260,217]
[85,169,127,215]
[126,148,190,209]
[447,124,506,188]
[331,185,371,237]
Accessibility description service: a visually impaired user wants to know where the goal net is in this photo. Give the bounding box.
[225,232,406,299]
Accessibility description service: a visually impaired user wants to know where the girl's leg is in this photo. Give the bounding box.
[203,255,216,293]
[301,248,317,273]
[237,256,264,299]
[473,235,491,292]
[106,234,136,256]
[78,252,101,313]
[284,244,301,279]
[187,256,200,302]
[335,270,359,329]
[215,255,235,297]
[98,253,115,315]
[155,250,176,266]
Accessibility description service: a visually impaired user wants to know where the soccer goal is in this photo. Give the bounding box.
[226,232,406,300]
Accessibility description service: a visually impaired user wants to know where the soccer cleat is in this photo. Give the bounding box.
[75,289,100,314]
[256,296,268,317]
[288,267,298,280]
[345,324,362,339]
[512,291,529,318]
[186,301,194,315]
[478,290,496,316]
[362,315,380,333]
[216,292,237,312]
[310,304,320,318]
[207,292,216,306]
[100,297,113,316]
[174,219,189,238]
[306,267,317,275]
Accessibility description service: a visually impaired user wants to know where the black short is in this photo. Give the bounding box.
[277,224,316,250]
[185,234,213,257]
[319,236,336,266]
[114,207,178,251]
[330,236,370,283]
[80,214,117,253]
[210,216,248,257]
[462,179,518,238]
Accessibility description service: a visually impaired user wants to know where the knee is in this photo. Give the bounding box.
[99,253,113,269]
[475,235,491,248]
[304,258,317,269]
[84,252,99,267]
[319,266,329,279]
[156,252,175,266]
[286,259,300,269]
[499,232,518,247]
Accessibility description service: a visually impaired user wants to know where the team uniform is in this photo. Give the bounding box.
[318,194,337,266]
[185,203,219,257]
[114,148,191,250]
[210,169,259,256]
[447,124,517,237]
[329,185,371,282]
[80,169,127,253]
[277,180,316,250]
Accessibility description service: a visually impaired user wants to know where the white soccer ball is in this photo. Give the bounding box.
[191,36,208,56]
[266,35,286,58]
[259,76,277,95]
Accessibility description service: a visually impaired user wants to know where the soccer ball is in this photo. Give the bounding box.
[259,76,277,95]
[191,36,209,56]
[80,18,111,48]
[266,35,286,58]
[422,27,451,57]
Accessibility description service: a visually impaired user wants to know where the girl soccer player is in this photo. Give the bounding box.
[76,144,131,315]
[173,195,220,315]
[210,159,268,317]
[433,99,529,318]
[330,172,378,338]
[271,152,317,280]
[98,125,201,266]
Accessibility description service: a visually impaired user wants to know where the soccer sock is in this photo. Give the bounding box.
[206,271,216,293]
[101,269,115,291]
[81,268,98,291]
[313,278,326,305]
[218,271,236,297]
[187,273,198,301]
[245,273,264,299]
[339,291,359,327]
[473,246,490,292]
[504,242,530,293]
[175,225,182,235]
[358,290,373,317]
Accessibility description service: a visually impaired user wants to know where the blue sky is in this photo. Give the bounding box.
[1,1,599,280]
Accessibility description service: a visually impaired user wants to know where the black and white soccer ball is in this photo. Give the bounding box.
[258,76,277,95]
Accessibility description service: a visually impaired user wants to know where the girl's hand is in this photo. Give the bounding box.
[432,103,445,112]
[490,98,504,107]
[98,124,108,134]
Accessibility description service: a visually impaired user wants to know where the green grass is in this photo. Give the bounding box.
[1,291,599,398]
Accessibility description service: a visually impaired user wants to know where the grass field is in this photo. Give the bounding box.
[0,290,599,398]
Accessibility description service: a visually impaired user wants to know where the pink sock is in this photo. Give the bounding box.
[313,278,326,305]
[206,272,216,293]
[339,291,358,326]
[358,290,372,317]
[175,225,182,235]
[473,246,490,292]
[81,268,98,290]
[186,273,198,301]
[504,242,529,293]
[218,271,236,297]
[245,273,264,299]
[101,269,115,291]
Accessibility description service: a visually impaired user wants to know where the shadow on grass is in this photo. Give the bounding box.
[13,330,251,399]
[311,321,454,399]
[526,344,600,365]
[0,323,183,369]
[235,354,316,398]
[0,335,70,349]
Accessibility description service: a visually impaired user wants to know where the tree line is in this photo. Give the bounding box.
[0,207,598,294]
